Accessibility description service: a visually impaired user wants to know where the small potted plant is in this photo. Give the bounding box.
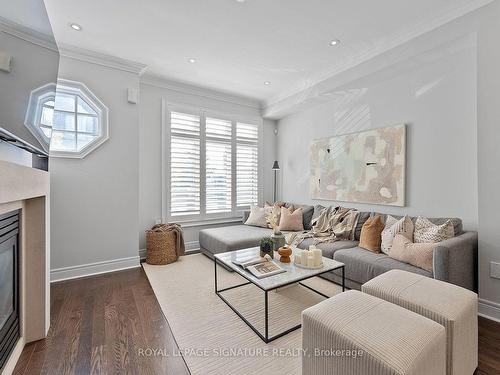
[260,237,274,258]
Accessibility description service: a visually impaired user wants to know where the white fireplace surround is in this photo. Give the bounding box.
[0,160,50,375]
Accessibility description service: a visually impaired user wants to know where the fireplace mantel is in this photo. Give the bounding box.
[0,160,50,375]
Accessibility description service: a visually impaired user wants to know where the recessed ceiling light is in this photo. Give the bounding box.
[329,39,340,46]
[70,23,82,31]
[236,0,246,2]
[188,58,196,64]
[264,81,271,85]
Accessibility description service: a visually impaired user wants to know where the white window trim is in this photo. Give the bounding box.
[24,79,109,159]
[161,98,263,224]
[51,79,109,159]
[24,82,57,152]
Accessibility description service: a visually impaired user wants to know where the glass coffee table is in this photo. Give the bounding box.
[214,247,345,343]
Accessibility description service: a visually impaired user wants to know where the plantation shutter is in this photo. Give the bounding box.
[236,122,259,207]
[205,117,232,214]
[170,111,201,216]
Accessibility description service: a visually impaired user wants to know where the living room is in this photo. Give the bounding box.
[0,0,499,374]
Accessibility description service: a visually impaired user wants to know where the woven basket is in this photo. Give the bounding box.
[146,224,178,265]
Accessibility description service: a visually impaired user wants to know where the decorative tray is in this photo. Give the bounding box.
[294,261,324,270]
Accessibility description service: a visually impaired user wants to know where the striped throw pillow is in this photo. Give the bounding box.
[380,215,414,255]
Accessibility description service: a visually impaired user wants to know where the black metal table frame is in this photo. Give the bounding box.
[214,257,345,343]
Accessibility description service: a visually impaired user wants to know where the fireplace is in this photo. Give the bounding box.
[0,210,19,370]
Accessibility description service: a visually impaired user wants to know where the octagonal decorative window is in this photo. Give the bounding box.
[25,79,109,158]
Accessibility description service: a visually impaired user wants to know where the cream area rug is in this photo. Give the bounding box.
[143,253,341,375]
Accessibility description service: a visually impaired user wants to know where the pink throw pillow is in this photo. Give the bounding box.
[390,234,436,272]
[278,207,304,231]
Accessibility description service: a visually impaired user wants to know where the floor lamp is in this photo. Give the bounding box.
[272,161,280,202]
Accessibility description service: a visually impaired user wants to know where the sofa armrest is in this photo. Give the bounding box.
[242,210,250,223]
[433,231,478,291]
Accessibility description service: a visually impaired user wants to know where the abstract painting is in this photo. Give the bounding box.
[310,124,406,206]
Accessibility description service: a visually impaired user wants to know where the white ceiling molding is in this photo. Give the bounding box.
[263,0,493,115]
[58,44,148,76]
[264,27,479,119]
[141,73,263,112]
[0,16,58,52]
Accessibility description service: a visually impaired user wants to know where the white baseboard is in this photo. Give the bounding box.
[139,240,200,260]
[1,337,25,375]
[50,255,141,283]
[478,298,500,323]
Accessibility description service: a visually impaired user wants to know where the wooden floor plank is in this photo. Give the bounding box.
[12,267,500,375]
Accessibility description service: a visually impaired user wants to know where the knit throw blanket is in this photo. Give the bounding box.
[286,206,360,246]
[150,223,186,257]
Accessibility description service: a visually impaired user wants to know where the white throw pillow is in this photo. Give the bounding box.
[414,217,454,243]
[380,215,414,254]
[244,206,268,228]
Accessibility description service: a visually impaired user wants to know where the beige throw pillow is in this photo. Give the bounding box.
[414,217,454,243]
[244,206,268,228]
[380,215,414,254]
[390,234,437,272]
[278,207,304,231]
[264,203,282,229]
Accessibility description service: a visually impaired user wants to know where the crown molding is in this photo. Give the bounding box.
[265,0,494,110]
[141,73,263,111]
[58,43,148,76]
[0,16,58,52]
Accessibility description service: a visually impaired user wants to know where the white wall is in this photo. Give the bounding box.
[277,33,478,229]
[50,56,141,278]
[477,0,500,320]
[0,31,59,151]
[138,79,275,251]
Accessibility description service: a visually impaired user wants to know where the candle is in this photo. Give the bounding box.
[312,248,322,267]
[295,254,301,265]
[307,254,315,268]
[300,250,309,265]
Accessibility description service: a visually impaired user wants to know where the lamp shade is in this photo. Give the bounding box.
[272,161,280,170]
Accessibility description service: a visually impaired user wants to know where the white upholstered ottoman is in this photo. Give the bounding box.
[302,290,446,375]
[362,270,478,375]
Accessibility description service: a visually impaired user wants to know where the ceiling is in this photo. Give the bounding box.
[14,0,488,105]
[0,0,54,36]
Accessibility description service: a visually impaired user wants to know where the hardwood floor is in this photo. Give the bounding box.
[13,268,190,375]
[12,268,500,375]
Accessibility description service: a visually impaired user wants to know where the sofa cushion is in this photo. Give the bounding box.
[390,234,436,272]
[297,238,359,259]
[354,211,371,240]
[199,225,271,254]
[414,216,454,243]
[333,247,432,285]
[381,215,414,254]
[278,206,304,231]
[359,215,384,253]
[285,203,314,230]
[311,204,326,223]
[244,206,268,228]
[375,213,463,236]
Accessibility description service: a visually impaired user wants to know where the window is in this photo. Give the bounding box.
[167,108,260,220]
[236,123,259,207]
[25,80,109,158]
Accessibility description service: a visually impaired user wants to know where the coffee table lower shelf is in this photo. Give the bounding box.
[214,257,345,343]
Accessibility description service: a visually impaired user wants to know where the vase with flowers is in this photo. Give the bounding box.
[267,209,286,251]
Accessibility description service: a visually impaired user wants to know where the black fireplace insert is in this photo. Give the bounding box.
[0,210,20,370]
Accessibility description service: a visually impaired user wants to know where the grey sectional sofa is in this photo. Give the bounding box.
[199,203,478,291]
